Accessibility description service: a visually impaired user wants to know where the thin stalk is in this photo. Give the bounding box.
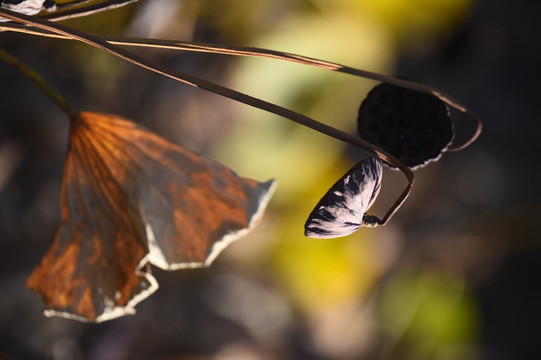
[42,0,139,21]
[0,7,413,226]
[0,47,76,117]
[0,23,481,151]
[54,0,102,12]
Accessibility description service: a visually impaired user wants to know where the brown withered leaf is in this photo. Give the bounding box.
[26,111,276,322]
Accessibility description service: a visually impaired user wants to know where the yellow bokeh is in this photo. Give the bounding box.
[361,0,473,48]
[210,3,394,312]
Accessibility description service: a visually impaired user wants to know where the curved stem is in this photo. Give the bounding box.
[42,0,139,21]
[108,38,482,152]
[0,24,482,151]
[0,8,413,226]
[53,0,101,12]
[0,47,76,117]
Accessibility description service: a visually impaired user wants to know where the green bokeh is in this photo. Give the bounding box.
[378,270,479,358]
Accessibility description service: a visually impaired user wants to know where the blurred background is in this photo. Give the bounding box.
[1,0,540,359]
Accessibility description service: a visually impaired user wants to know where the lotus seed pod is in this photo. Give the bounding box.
[357,82,454,169]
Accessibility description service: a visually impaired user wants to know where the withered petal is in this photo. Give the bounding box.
[27,111,275,322]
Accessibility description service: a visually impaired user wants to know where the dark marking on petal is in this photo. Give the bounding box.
[304,157,382,238]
